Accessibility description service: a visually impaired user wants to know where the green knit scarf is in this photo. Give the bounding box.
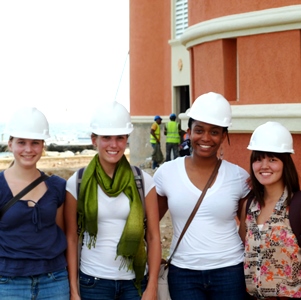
[77,154,146,294]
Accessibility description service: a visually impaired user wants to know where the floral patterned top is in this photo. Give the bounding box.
[244,190,301,299]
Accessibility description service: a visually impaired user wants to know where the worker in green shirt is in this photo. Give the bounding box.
[164,113,181,161]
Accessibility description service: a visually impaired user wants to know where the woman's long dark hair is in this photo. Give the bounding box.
[250,151,300,207]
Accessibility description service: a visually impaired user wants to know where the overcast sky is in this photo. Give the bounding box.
[0,0,129,124]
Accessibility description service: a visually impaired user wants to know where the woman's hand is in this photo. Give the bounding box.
[142,284,158,300]
[70,293,81,300]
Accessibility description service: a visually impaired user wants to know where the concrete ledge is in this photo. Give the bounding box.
[230,103,301,133]
[178,103,301,133]
[131,116,170,123]
[180,5,301,49]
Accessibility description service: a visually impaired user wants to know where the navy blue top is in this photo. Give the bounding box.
[0,171,67,276]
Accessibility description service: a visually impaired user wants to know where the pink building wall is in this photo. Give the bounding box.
[130,0,301,171]
[130,0,171,116]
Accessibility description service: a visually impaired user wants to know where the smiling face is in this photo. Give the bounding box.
[92,134,128,168]
[252,154,284,188]
[188,120,226,158]
[250,151,299,207]
[8,137,44,168]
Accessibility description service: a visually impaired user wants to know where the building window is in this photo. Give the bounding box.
[175,0,188,38]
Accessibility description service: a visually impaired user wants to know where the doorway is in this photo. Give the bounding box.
[175,85,190,114]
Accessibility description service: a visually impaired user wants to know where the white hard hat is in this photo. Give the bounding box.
[247,121,294,153]
[5,107,50,140]
[90,101,133,135]
[187,92,232,127]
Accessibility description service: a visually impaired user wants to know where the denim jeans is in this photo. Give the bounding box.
[168,263,248,300]
[0,268,69,300]
[79,270,147,300]
[165,143,179,161]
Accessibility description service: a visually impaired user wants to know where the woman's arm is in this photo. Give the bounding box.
[238,199,247,245]
[157,194,168,221]
[143,187,161,300]
[64,191,81,300]
[56,204,65,232]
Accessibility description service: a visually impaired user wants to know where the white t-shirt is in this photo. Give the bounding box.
[154,157,249,270]
[66,169,155,280]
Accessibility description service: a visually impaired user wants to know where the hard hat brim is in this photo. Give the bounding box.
[91,127,134,136]
[247,145,294,154]
[7,131,50,140]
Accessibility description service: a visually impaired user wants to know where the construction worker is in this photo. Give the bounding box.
[179,130,191,157]
[164,113,181,161]
[150,115,162,169]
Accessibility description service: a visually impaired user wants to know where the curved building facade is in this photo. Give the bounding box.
[130,0,301,171]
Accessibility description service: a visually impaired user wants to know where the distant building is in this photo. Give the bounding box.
[129,0,301,171]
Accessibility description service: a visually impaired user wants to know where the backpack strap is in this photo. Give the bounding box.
[289,191,301,248]
[131,165,146,229]
[76,167,86,236]
[245,194,253,215]
[76,167,86,198]
[131,165,145,207]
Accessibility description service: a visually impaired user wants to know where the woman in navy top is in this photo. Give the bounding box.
[0,107,69,299]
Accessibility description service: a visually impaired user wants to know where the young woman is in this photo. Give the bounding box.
[0,107,69,299]
[64,101,161,300]
[239,121,301,299]
[154,92,250,300]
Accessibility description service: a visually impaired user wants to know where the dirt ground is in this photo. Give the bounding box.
[159,210,173,258]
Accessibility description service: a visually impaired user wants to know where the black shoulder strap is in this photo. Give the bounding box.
[0,174,49,220]
[76,167,86,198]
[131,165,146,230]
[131,165,145,211]
[289,191,301,248]
[245,194,253,215]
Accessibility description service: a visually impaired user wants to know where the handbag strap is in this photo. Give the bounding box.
[165,159,222,268]
[0,174,49,220]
